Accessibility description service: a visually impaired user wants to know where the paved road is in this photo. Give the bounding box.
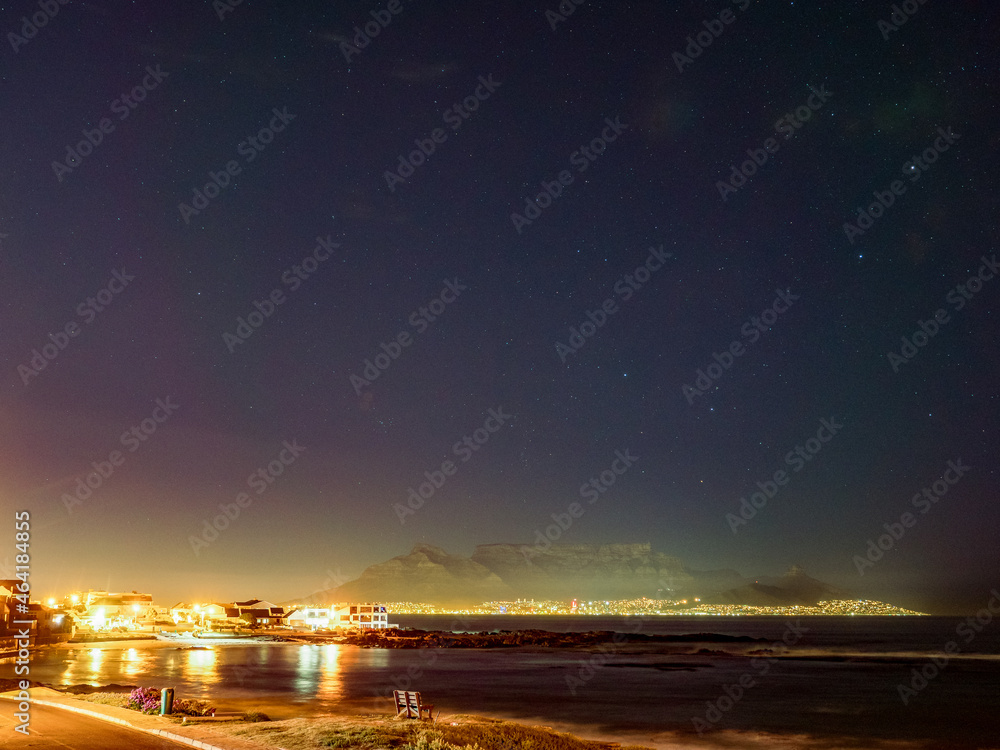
[0,702,188,749]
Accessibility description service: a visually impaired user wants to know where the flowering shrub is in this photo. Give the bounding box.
[125,687,214,716]
[127,687,162,714]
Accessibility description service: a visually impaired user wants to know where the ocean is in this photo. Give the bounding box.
[11,616,999,749]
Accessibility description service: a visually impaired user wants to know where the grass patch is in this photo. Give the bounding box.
[204,714,651,750]
[319,726,385,747]
[401,731,477,750]
[76,692,131,709]
[435,715,647,750]
[210,716,413,750]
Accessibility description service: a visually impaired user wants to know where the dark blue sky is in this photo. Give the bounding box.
[1,0,997,612]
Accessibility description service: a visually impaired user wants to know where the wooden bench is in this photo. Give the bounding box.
[393,690,434,720]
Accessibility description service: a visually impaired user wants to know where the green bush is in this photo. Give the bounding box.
[241,710,271,722]
[438,722,625,750]
[321,726,383,747]
[172,698,214,717]
[402,732,479,750]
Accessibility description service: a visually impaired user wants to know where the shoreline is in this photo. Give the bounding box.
[21,684,665,750]
[9,686,945,750]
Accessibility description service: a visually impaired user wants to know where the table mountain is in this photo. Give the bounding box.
[297,542,820,605]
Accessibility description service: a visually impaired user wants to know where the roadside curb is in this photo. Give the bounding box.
[0,693,264,750]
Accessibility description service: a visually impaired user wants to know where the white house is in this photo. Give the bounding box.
[332,603,390,629]
[287,606,333,630]
[169,602,229,629]
[286,602,393,630]
[73,591,156,631]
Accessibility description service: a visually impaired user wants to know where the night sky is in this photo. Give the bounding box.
[2,0,997,613]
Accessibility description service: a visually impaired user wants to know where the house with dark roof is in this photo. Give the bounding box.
[224,599,288,628]
[0,579,24,633]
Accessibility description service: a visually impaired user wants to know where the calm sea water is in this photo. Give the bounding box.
[399,613,1000,654]
[10,616,999,749]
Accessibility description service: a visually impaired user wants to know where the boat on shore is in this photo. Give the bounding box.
[155,630,276,642]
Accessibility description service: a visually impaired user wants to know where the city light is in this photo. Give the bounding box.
[384,598,926,616]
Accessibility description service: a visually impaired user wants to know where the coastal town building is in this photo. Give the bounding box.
[62,590,157,630]
[0,583,74,645]
[1,580,24,633]
[334,603,391,629]
[19,587,402,635]
[225,599,288,628]
[169,602,229,628]
[285,602,393,630]
[287,606,334,629]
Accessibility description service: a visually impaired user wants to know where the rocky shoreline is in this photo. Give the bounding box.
[296,627,769,649]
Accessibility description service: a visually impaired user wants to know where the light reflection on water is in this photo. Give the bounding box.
[185,647,219,688]
[295,644,344,701]
[88,647,101,681]
[120,647,140,679]
[31,642,414,709]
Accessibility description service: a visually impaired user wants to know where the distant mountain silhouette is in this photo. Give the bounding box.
[295,544,850,607]
[299,544,513,607]
[704,564,851,606]
[471,542,694,600]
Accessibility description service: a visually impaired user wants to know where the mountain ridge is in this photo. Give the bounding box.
[295,544,849,607]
